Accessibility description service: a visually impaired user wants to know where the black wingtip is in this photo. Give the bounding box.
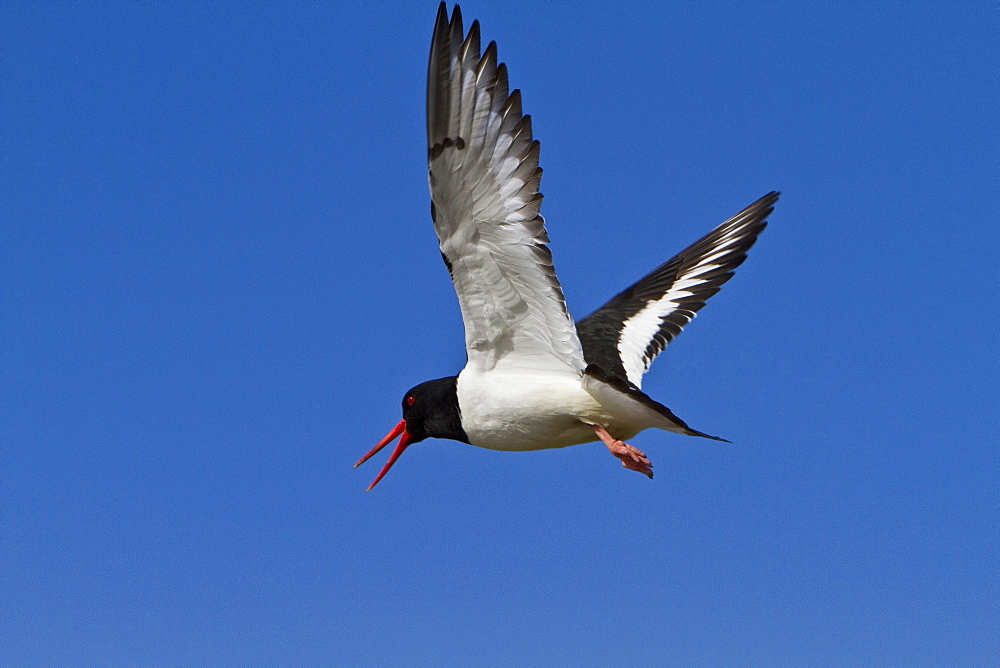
[483,39,497,61]
[759,191,780,208]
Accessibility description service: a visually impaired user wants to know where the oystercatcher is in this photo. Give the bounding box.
[355,3,778,490]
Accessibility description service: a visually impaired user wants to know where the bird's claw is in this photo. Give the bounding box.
[610,441,654,479]
[590,424,654,479]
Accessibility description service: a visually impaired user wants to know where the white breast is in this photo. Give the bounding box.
[456,368,606,451]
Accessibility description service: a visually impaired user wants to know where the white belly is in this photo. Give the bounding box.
[456,367,657,451]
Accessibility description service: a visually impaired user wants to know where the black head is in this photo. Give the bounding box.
[354,376,468,491]
[400,376,468,444]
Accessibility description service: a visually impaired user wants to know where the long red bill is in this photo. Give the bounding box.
[354,419,413,491]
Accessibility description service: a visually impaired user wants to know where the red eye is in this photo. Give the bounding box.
[406,396,416,406]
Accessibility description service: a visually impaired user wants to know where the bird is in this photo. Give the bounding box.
[355,3,778,491]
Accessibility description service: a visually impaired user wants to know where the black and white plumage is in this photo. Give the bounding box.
[576,192,778,388]
[355,3,779,490]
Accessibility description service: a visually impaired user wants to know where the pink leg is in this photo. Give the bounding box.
[591,424,653,479]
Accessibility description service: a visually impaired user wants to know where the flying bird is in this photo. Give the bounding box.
[355,3,778,490]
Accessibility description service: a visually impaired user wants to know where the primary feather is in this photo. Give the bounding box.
[577,192,778,387]
[427,4,585,375]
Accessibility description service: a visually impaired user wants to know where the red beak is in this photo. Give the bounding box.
[354,419,414,491]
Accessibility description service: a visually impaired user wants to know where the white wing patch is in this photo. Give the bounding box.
[615,263,723,388]
[600,193,778,387]
[617,301,677,387]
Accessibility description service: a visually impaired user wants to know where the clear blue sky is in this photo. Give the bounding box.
[3,1,996,664]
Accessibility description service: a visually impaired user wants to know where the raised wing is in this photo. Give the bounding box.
[576,192,779,388]
[427,3,584,375]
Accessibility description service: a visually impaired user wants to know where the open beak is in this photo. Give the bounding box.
[354,419,414,491]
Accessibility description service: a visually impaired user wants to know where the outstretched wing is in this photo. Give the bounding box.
[576,192,779,388]
[427,3,584,375]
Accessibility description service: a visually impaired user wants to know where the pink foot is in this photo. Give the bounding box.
[591,424,654,479]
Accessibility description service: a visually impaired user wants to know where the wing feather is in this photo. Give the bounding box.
[427,4,584,374]
[576,192,779,387]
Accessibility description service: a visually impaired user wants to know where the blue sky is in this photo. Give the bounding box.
[2,1,996,664]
